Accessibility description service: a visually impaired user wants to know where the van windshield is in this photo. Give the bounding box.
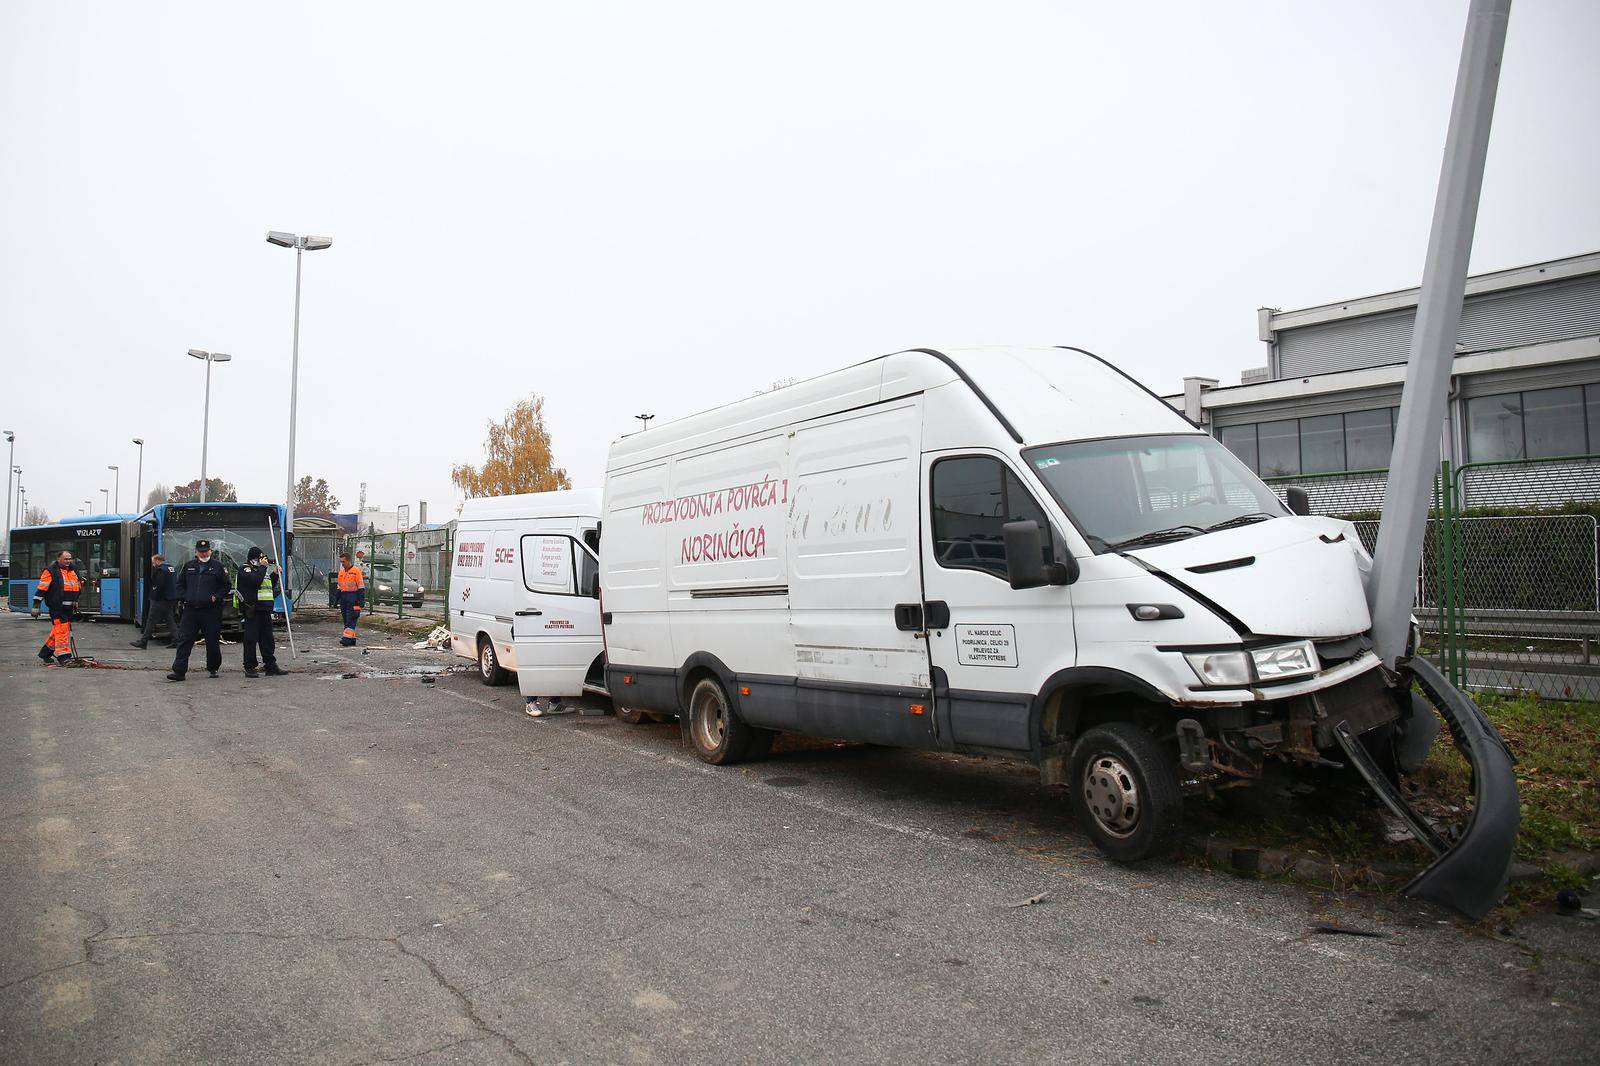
[1022,434,1287,552]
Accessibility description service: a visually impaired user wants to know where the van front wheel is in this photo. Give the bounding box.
[687,676,768,765]
[1067,723,1181,862]
[477,636,508,686]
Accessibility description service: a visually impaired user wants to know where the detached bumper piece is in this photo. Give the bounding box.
[1332,657,1519,920]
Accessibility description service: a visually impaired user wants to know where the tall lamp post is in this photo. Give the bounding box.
[83,500,92,515]
[108,465,120,512]
[189,349,233,503]
[635,413,654,431]
[132,439,144,512]
[100,488,109,512]
[266,230,333,531]
[3,430,13,567]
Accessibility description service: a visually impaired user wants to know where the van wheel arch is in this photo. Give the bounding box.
[1031,667,1171,784]
[677,652,771,757]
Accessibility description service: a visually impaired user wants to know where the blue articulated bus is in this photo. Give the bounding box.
[7,503,292,627]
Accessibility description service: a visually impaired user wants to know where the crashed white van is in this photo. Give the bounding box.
[448,489,605,702]
[599,346,1517,917]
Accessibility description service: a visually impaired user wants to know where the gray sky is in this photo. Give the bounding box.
[3,0,1598,524]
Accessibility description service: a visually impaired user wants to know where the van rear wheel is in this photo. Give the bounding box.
[686,676,768,765]
[1067,723,1181,862]
[477,636,508,686]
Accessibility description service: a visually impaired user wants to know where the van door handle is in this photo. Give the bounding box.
[923,600,951,629]
[893,603,923,631]
[515,609,542,616]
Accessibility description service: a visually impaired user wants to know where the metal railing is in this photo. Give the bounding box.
[341,526,455,624]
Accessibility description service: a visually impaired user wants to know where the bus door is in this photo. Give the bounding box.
[134,521,157,623]
[78,531,112,616]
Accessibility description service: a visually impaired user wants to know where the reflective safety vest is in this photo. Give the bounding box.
[257,576,276,603]
[337,565,365,593]
[38,564,83,605]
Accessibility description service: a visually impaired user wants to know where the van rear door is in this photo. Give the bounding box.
[511,532,602,699]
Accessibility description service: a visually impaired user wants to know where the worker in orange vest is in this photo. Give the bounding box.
[335,552,367,646]
[31,549,84,665]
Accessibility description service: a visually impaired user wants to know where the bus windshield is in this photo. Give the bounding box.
[1023,433,1287,552]
[160,506,281,574]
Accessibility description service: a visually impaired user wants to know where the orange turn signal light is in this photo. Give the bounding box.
[910,703,926,715]
[739,686,751,696]
[623,674,635,685]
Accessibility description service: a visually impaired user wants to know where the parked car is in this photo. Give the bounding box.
[369,562,424,607]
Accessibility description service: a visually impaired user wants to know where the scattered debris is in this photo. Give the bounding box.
[1557,888,1582,913]
[1309,920,1388,939]
[1012,891,1049,908]
[411,626,452,651]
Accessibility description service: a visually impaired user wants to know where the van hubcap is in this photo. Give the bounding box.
[480,645,493,676]
[1082,754,1140,838]
[691,685,726,752]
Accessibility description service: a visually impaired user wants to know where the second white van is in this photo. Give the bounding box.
[448,489,605,701]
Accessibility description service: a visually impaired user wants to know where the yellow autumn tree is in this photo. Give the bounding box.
[451,395,573,499]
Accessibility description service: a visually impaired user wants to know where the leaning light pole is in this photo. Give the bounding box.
[189,349,233,503]
[267,231,333,530]
[1368,0,1511,666]
[3,430,13,567]
[132,439,144,512]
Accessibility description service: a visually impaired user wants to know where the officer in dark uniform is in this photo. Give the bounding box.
[235,546,286,678]
[167,539,231,681]
[131,553,179,649]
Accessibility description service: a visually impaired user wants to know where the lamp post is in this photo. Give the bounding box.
[3,431,13,567]
[189,349,233,503]
[100,488,109,512]
[635,414,654,431]
[108,465,119,512]
[132,439,144,512]
[83,500,92,515]
[267,230,333,526]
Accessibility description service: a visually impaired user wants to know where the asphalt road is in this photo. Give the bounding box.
[2,611,1597,1065]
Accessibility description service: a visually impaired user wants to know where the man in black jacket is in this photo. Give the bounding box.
[167,539,231,681]
[235,546,285,678]
[131,553,178,649]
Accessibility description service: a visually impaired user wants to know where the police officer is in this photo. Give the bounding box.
[131,553,179,649]
[167,539,231,681]
[235,546,285,678]
[335,552,367,646]
[32,549,84,665]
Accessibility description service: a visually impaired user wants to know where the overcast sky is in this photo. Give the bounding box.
[3,0,1598,525]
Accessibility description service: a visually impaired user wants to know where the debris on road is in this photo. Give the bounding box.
[1012,891,1050,908]
[411,626,452,651]
[1309,920,1388,939]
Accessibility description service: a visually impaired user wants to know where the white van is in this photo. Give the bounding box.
[599,346,1516,916]
[448,489,605,700]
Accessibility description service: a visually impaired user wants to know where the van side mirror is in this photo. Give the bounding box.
[1002,520,1076,589]
[1285,486,1311,517]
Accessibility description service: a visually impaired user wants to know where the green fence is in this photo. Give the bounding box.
[1267,455,1600,701]
[341,526,455,625]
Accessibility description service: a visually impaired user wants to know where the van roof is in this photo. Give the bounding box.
[608,346,1196,466]
[456,488,602,523]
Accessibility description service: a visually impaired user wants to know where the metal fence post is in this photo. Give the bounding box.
[397,529,406,620]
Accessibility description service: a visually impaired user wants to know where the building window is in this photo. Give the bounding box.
[1216,407,1399,476]
[1467,384,1598,462]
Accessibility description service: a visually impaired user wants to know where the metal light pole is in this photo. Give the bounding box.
[267,231,333,527]
[1368,0,1512,667]
[635,413,654,431]
[108,466,119,512]
[132,439,144,512]
[189,349,233,503]
[18,485,25,526]
[100,488,109,512]
[3,431,13,567]
[83,500,92,515]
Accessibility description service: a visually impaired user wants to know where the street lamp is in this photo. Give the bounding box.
[267,230,333,525]
[636,413,654,431]
[108,465,119,512]
[100,488,109,512]
[3,431,13,567]
[132,439,144,512]
[83,500,92,515]
[189,349,233,503]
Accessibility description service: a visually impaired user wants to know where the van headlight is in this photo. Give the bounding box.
[1185,640,1319,687]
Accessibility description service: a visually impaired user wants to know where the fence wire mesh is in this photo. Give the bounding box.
[338,527,454,624]
[1267,456,1600,701]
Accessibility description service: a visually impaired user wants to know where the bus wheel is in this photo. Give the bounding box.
[1067,723,1181,862]
[686,676,766,765]
[614,705,647,725]
[477,636,507,686]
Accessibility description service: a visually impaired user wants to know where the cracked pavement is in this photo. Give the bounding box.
[1,611,1598,1064]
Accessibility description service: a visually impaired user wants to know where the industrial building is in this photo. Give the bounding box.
[1168,250,1600,510]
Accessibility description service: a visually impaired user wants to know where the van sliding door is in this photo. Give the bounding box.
[781,399,934,747]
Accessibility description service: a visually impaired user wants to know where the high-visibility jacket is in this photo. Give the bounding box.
[35,563,83,612]
[336,564,366,607]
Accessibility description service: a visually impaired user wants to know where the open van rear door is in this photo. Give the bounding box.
[512,533,603,700]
